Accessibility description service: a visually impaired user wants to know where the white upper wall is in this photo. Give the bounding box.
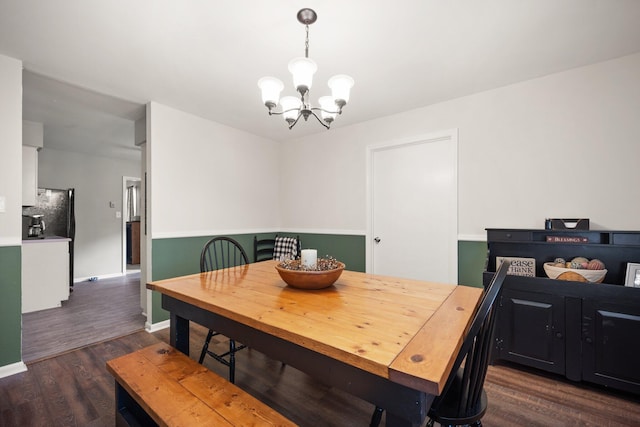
[0,54,22,246]
[22,120,43,148]
[148,102,280,238]
[279,53,640,238]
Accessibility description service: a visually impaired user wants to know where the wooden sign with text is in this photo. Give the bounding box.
[497,256,536,277]
[546,236,589,243]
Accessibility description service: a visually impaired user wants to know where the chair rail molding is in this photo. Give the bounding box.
[458,234,487,242]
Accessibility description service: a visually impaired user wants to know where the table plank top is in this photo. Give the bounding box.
[148,260,482,395]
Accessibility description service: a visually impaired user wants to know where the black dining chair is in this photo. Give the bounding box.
[254,235,276,262]
[272,235,301,261]
[253,234,301,262]
[369,260,510,427]
[198,236,249,383]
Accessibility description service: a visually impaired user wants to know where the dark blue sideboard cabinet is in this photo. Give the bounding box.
[483,228,640,395]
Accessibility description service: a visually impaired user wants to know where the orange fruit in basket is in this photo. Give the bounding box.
[557,271,588,282]
[587,259,605,270]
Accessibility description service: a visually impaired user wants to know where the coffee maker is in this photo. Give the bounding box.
[26,214,46,238]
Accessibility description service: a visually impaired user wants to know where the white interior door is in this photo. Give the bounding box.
[367,130,458,283]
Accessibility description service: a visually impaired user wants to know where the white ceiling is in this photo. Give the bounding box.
[22,71,145,160]
[2,0,640,158]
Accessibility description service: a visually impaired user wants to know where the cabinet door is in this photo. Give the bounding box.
[22,241,69,313]
[495,289,565,375]
[582,299,640,394]
[22,146,38,206]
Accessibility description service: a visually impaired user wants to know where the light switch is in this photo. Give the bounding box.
[116,211,122,219]
[0,196,5,213]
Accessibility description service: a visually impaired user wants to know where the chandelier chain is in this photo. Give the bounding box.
[304,25,309,58]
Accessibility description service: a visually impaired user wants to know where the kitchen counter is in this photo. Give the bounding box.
[23,235,71,243]
[22,237,70,313]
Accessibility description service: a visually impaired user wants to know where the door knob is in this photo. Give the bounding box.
[374,237,381,243]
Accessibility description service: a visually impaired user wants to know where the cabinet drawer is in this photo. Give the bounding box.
[612,233,640,246]
[487,230,532,242]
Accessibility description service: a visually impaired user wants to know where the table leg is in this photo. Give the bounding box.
[170,311,190,355]
[385,411,423,427]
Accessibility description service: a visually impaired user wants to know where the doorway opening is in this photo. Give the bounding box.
[21,71,146,363]
[122,176,141,274]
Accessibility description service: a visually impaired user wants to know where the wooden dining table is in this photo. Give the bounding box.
[147,260,483,427]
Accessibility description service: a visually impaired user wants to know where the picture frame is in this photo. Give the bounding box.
[624,262,640,288]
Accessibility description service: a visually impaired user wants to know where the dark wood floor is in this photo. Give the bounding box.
[22,272,146,363]
[2,323,639,426]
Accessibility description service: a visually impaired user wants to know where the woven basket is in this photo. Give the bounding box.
[543,262,606,283]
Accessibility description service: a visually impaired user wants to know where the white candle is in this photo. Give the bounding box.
[301,249,318,269]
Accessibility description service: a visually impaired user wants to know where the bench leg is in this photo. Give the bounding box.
[370,406,384,427]
[229,339,236,383]
[114,381,158,427]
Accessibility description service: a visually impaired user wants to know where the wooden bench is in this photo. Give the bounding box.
[106,342,297,426]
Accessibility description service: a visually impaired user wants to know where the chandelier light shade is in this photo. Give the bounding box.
[328,75,355,107]
[280,96,303,125]
[288,57,317,93]
[258,8,354,129]
[318,96,338,123]
[257,77,285,108]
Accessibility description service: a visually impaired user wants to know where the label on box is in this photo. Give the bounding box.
[497,256,536,277]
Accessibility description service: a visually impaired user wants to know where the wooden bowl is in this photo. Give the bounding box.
[275,262,345,290]
[543,262,607,283]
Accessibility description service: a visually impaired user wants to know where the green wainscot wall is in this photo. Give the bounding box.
[458,240,488,289]
[151,234,486,324]
[0,246,22,366]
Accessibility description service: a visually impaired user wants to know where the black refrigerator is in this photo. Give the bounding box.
[22,188,76,289]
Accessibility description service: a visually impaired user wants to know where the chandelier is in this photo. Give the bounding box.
[257,8,354,130]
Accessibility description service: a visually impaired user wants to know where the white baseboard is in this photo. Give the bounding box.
[0,361,28,378]
[74,272,125,283]
[145,319,170,333]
